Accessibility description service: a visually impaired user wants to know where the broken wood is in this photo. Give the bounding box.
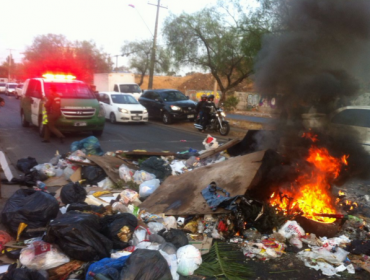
[198,139,241,159]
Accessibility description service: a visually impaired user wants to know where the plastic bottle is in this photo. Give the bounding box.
[49,150,61,165]
[88,271,112,280]
[36,181,47,190]
[197,220,204,233]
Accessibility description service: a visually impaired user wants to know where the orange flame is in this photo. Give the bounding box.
[270,135,348,223]
[338,190,345,196]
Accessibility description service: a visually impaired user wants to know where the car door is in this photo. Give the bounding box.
[152,92,164,118]
[139,91,154,116]
[98,93,110,119]
[30,80,43,126]
[21,79,35,124]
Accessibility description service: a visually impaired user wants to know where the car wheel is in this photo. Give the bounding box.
[110,113,116,124]
[21,110,30,127]
[92,130,103,137]
[162,112,172,124]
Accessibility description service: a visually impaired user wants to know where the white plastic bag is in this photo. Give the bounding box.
[139,179,160,198]
[20,241,70,270]
[97,177,114,190]
[278,220,305,239]
[133,170,156,184]
[163,216,178,230]
[202,135,219,150]
[148,222,165,234]
[176,245,202,276]
[160,250,179,280]
[132,226,150,246]
[119,164,135,182]
[120,189,139,204]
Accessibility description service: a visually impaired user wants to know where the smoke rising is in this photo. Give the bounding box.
[254,0,370,112]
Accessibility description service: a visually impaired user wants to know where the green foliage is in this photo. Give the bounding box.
[162,0,269,102]
[195,242,252,279]
[112,179,140,191]
[121,40,172,87]
[22,34,112,83]
[223,95,239,112]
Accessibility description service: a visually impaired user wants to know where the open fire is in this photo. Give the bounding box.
[269,133,349,223]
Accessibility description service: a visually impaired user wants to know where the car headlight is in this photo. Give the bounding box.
[170,105,181,111]
[143,109,148,114]
[220,112,226,117]
[118,108,129,114]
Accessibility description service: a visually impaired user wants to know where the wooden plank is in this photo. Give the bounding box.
[198,138,241,159]
[140,150,265,215]
[120,151,177,157]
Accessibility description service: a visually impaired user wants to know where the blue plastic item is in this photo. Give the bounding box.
[86,255,130,280]
[71,136,104,156]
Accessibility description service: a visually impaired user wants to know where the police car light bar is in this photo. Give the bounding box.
[42,73,76,80]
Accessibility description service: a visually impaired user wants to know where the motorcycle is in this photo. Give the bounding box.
[194,107,230,136]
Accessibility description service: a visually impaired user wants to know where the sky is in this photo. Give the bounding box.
[0,0,221,73]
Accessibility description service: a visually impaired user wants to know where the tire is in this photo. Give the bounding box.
[162,112,172,124]
[219,122,230,136]
[21,110,29,127]
[110,113,116,124]
[92,130,103,137]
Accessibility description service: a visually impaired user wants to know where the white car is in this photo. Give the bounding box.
[98,92,148,123]
[15,83,24,99]
[5,83,17,96]
[0,82,6,94]
[302,106,370,153]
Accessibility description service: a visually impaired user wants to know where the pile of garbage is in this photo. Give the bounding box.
[0,135,370,279]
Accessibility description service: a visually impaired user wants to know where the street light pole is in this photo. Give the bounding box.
[148,0,167,89]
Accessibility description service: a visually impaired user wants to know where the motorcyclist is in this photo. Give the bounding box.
[196,94,208,124]
[201,94,217,132]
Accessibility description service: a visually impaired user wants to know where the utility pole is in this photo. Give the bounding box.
[7,49,15,81]
[148,0,167,89]
[112,55,119,72]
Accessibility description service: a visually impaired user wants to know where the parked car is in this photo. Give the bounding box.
[138,89,197,124]
[98,92,148,123]
[302,106,370,152]
[0,82,6,94]
[15,83,24,99]
[5,83,17,96]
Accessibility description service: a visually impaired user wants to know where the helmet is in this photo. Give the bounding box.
[208,94,215,101]
[201,94,207,101]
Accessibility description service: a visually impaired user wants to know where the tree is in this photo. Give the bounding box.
[121,40,171,88]
[162,0,268,103]
[22,34,112,84]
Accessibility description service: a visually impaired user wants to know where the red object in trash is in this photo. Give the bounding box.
[218,220,228,232]
[206,137,214,144]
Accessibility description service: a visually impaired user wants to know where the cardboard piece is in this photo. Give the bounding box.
[87,155,129,185]
[0,151,13,181]
[189,237,213,255]
[70,167,82,183]
[43,175,69,187]
[140,150,266,215]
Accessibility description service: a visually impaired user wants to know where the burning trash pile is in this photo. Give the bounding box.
[0,129,369,279]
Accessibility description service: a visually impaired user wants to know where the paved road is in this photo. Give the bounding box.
[0,95,228,172]
[227,113,279,124]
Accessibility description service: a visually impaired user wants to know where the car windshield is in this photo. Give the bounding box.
[119,84,141,93]
[44,82,95,99]
[8,84,17,88]
[111,94,138,104]
[161,91,188,101]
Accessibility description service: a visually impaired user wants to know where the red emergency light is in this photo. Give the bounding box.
[42,73,76,81]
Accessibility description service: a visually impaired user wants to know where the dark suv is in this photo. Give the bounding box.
[139,89,196,124]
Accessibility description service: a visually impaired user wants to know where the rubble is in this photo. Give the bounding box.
[0,134,369,280]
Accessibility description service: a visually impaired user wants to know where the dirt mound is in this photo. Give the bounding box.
[136,73,254,92]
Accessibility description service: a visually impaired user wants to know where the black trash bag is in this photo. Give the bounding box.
[60,182,87,204]
[44,211,112,262]
[100,213,138,249]
[158,229,188,249]
[5,169,48,187]
[67,202,106,214]
[2,267,47,280]
[139,157,172,180]
[119,249,172,280]
[16,157,38,173]
[81,165,107,185]
[1,189,59,238]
